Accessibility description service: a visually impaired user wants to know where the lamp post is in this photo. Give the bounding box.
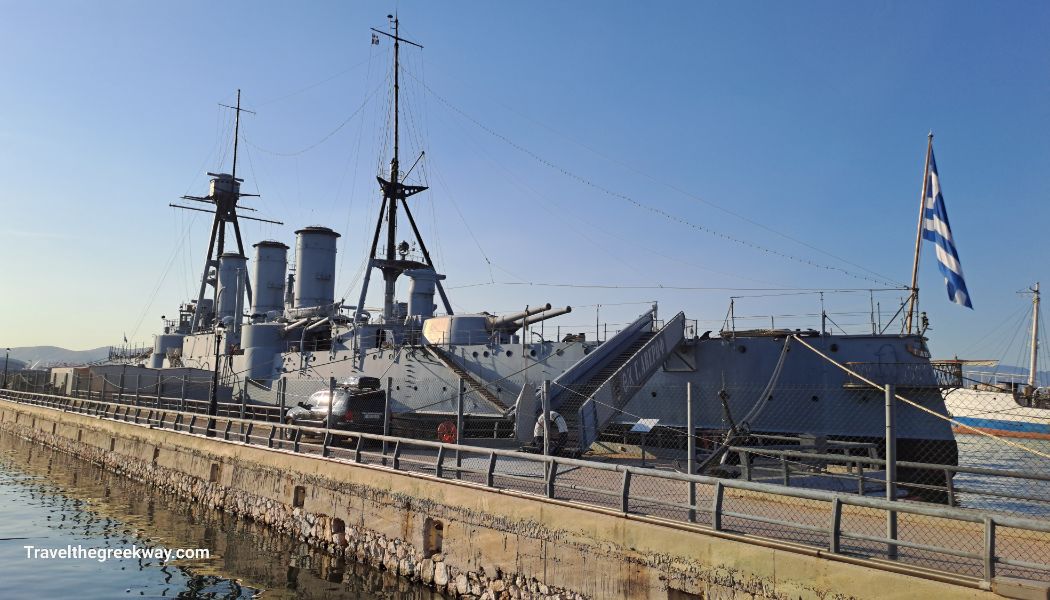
[2,348,9,389]
[207,323,225,436]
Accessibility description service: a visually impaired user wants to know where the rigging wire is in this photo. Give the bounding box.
[336,41,377,287]
[421,66,903,287]
[405,70,902,288]
[240,76,386,158]
[428,89,744,285]
[255,56,373,107]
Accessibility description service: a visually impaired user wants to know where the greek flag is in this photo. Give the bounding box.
[921,147,973,308]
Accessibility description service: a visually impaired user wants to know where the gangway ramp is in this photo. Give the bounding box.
[548,309,687,452]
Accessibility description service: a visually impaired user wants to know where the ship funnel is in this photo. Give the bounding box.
[217,252,247,340]
[489,303,552,330]
[405,268,446,319]
[293,226,340,308]
[251,240,288,319]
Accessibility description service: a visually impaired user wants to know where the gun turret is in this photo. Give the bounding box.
[514,306,572,329]
[489,303,552,331]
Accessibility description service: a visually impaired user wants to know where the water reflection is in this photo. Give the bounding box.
[0,431,440,599]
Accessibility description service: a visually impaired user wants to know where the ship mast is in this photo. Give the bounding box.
[357,16,453,324]
[1029,282,1040,391]
[170,90,283,333]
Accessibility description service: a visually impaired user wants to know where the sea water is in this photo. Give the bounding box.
[0,430,439,599]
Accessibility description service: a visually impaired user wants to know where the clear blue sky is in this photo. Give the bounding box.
[1,1,1047,368]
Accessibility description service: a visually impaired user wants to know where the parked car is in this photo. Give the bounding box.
[284,385,386,443]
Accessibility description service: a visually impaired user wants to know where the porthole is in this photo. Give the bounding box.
[811,395,819,402]
[472,351,479,358]
[767,395,774,402]
[506,350,513,357]
[650,391,657,398]
[737,345,747,354]
[829,344,839,352]
[530,350,536,357]
[483,351,489,357]
[396,385,401,391]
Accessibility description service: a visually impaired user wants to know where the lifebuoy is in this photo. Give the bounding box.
[437,420,457,444]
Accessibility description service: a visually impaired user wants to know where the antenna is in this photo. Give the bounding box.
[171,90,284,333]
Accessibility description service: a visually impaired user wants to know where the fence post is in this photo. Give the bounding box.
[323,377,335,457]
[712,481,724,531]
[456,378,465,480]
[239,377,247,420]
[180,375,187,413]
[87,373,93,401]
[156,376,162,408]
[885,383,898,560]
[101,377,108,404]
[687,382,697,522]
[279,377,286,424]
[620,470,632,513]
[73,373,80,398]
[541,379,551,458]
[984,516,996,581]
[117,371,125,404]
[134,374,140,406]
[383,377,392,461]
[830,497,842,553]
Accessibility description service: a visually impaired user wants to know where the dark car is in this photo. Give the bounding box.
[284,385,386,442]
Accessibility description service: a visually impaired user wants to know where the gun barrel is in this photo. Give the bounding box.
[490,303,552,329]
[516,306,572,328]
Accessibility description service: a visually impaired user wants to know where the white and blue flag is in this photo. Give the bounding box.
[921,147,972,308]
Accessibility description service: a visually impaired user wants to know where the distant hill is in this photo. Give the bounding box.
[8,346,112,368]
[1,357,27,371]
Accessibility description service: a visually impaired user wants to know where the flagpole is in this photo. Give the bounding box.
[905,132,934,335]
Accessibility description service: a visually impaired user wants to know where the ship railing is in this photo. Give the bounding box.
[842,361,963,389]
[3,387,1050,586]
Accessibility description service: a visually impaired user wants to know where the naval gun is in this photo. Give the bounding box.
[489,304,572,333]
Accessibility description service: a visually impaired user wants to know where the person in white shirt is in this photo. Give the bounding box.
[533,408,568,454]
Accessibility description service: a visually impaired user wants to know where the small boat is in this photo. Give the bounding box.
[943,283,1050,439]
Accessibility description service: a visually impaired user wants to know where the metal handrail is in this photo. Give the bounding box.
[2,388,1049,585]
[731,446,1050,509]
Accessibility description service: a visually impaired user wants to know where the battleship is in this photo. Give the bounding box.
[144,17,959,481]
